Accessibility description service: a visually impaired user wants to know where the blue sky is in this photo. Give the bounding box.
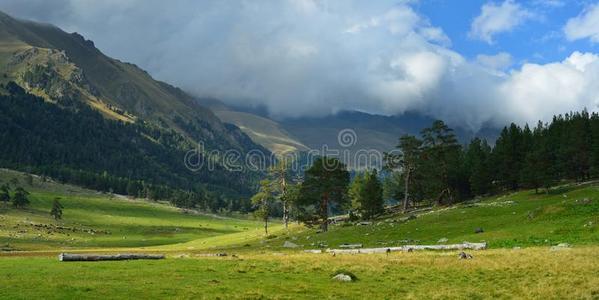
[3,0,599,129]
[416,0,594,64]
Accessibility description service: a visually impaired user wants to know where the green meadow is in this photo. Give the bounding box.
[1,169,599,299]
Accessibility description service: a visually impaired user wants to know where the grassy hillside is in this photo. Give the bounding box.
[0,169,268,251]
[255,184,599,250]
[214,109,308,155]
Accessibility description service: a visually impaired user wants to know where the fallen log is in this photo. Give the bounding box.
[338,243,363,249]
[322,242,487,254]
[59,253,165,262]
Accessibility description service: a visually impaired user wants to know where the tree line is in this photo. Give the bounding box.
[251,110,599,232]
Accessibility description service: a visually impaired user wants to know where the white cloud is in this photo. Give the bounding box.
[469,0,535,44]
[2,1,599,130]
[564,3,599,43]
[476,52,513,70]
[499,52,599,124]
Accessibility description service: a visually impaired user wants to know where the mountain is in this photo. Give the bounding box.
[213,103,500,168]
[0,11,263,154]
[203,100,309,154]
[0,11,268,209]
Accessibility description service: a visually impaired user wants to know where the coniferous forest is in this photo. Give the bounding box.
[383,111,599,208]
[0,82,258,212]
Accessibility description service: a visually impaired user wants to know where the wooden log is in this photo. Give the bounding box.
[338,244,363,249]
[59,253,165,262]
[322,242,487,254]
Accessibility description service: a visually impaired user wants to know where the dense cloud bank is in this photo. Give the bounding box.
[2,0,598,130]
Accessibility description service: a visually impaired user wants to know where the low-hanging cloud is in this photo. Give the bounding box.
[1,0,598,130]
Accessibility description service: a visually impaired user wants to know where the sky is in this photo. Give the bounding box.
[2,0,599,129]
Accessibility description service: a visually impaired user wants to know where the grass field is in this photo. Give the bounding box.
[2,248,598,299]
[0,169,270,251]
[1,169,599,299]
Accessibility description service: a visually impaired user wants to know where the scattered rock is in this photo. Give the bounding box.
[458,252,473,259]
[474,227,484,234]
[550,243,572,251]
[332,273,354,282]
[283,241,299,248]
[304,249,322,254]
[357,221,372,226]
[576,198,592,205]
[399,215,416,222]
[437,238,449,243]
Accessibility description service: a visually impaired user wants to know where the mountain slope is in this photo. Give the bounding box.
[0,11,269,208]
[0,11,260,154]
[213,108,309,155]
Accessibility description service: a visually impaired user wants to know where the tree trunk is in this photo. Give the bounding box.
[403,168,411,213]
[282,177,289,229]
[320,192,329,232]
[59,253,165,262]
[264,217,268,235]
[324,242,487,254]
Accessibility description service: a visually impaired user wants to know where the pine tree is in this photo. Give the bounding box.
[420,120,460,205]
[384,134,422,212]
[251,180,275,235]
[0,183,10,207]
[269,159,291,229]
[50,198,64,220]
[349,172,366,215]
[465,138,492,196]
[12,187,30,208]
[298,157,350,232]
[362,169,384,218]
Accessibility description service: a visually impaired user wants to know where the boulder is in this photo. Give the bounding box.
[550,243,572,251]
[437,238,448,243]
[458,251,473,259]
[474,227,484,234]
[283,241,299,248]
[332,274,353,282]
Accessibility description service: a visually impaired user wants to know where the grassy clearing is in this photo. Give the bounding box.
[1,247,598,299]
[0,169,268,251]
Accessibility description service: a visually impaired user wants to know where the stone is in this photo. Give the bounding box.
[399,215,416,222]
[304,249,322,254]
[550,243,572,251]
[283,241,299,248]
[437,238,449,243]
[332,274,353,282]
[474,227,484,234]
[458,251,473,259]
